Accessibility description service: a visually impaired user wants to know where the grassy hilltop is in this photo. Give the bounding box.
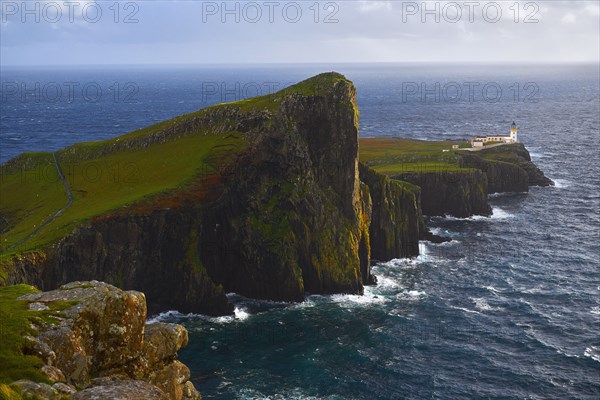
[359,138,472,174]
[0,73,352,262]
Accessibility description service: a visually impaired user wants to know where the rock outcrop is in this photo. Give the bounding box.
[1,73,373,315]
[389,143,552,217]
[460,143,553,189]
[40,211,234,316]
[12,281,200,400]
[456,143,553,195]
[392,170,492,218]
[359,163,422,260]
[0,73,553,318]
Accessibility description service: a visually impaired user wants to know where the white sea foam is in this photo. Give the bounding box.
[442,207,514,221]
[450,305,480,314]
[430,239,459,247]
[234,307,250,320]
[590,306,600,315]
[375,275,402,290]
[481,207,515,220]
[146,306,250,325]
[378,251,432,268]
[146,310,189,324]
[330,290,388,307]
[395,290,427,301]
[488,192,526,198]
[472,297,493,311]
[485,286,502,295]
[429,227,444,236]
[584,346,600,363]
[292,298,317,309]
[528,150,557,159]
[552,178,571,188]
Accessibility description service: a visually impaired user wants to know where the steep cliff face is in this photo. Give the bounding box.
[459,154,529,194]
[197,79,371,300]
[359,163,421,260]
[1,73,372,315]
[466,143,553,188]
[392,170,492,218]
[359,140,553,218]
[44,211,233,316]
[457,143,552,194]
[9,281,200,400]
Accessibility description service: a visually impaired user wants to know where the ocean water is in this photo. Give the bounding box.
[1,64,599,398]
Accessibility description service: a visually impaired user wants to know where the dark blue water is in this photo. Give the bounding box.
[2,64,599,399]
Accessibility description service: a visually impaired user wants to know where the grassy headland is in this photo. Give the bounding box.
[359,138,472,174]
[0,73,354,260]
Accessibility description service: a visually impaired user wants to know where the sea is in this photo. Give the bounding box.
[1,63,599,399]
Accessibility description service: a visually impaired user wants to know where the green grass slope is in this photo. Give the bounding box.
[359,138,472,174]
[1,133,245,257]
[0,73,351,261]
[0,284,78,385]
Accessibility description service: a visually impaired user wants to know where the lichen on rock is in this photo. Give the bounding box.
[13,281,200,400]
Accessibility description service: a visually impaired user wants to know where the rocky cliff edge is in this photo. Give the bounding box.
[4,281,200,400]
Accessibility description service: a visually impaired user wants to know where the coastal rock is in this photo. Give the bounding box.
[23,334,56,366]
[10,380,63,399]
[44,211,234,316]
[359,163,421,260]
[459,143,553,191]
[53,382,78,396]
[1,73,553,317]
[142,323,189,367]
[357,181,374,284]
[14,281,200,399]
[42,365,66,383]
[19,280,146,386]
[1,251,47,288]
[198,75,370,300]
[145,360,191,400]
[72,379,166,400]
[393,170,492,218]
[4,73,371,315]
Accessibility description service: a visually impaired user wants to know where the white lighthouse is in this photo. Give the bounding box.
[510,121,518,143]
[470,122,520,148]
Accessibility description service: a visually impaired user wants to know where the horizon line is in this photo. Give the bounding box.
[2,61,599,69]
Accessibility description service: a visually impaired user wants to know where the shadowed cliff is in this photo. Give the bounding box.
[1,73,378,315]
[1,74,552,316]
[360,139,553,218]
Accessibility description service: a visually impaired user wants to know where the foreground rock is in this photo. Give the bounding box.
[12,281,200,400]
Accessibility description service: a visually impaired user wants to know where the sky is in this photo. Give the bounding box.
[1,0,599,66]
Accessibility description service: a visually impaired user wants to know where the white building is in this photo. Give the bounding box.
[471,122,518,148]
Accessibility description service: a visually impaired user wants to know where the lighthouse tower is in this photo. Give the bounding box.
[510,121,518,143]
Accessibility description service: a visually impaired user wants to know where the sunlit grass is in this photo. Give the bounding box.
[359,138,471,175]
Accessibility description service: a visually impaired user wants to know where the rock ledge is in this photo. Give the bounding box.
[12,280,200,400]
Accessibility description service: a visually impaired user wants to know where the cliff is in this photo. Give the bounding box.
[1,74,553,317]
[1,73,373,315]
[358,163,422,260]
[0,281,200,400]
[459,143,554,191]
[391,170,491,218]
[359,139,552,217]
